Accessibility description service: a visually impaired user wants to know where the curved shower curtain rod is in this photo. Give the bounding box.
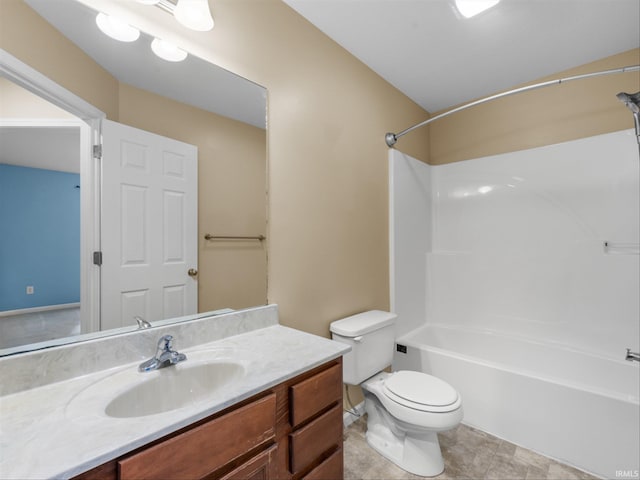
[385,64,640,147]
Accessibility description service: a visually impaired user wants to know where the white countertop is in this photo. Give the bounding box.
[0,325,349,480]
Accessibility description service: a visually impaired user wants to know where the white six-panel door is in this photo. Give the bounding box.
[101,119,197,330]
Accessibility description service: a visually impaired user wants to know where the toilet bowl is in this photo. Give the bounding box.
[362,371,463,476]
[330,310,463,477]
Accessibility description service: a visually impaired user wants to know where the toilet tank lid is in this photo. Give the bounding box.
[330,310,397,337]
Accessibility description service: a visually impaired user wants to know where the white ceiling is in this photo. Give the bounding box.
[283,0,640,113]
[0,127,80,174]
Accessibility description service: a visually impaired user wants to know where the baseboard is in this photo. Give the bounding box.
[343,401,365,428]
[0,302,80,318]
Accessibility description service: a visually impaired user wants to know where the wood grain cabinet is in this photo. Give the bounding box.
[73,358,343,480]
[288,363,343,476]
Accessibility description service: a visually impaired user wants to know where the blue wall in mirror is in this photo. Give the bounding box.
[0,163,80,311]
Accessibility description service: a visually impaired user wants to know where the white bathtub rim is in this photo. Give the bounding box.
[403,322,637,364]
[396,325,639,405]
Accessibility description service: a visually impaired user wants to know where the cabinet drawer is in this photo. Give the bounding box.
[289,363,342,427]
[118,394,276,480]
[289,404,342,474]
[302,447,343,480]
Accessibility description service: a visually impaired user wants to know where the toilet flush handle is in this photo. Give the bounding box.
[353,336,363,343]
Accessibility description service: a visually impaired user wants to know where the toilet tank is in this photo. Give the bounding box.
[330,310,397,385]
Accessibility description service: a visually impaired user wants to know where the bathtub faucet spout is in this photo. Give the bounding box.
[625,348,640,362]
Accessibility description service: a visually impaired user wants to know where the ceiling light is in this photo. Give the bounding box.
[455,0,500,18]
[95,12,140,42]
[151,38,188,62]
[174,0,214,31]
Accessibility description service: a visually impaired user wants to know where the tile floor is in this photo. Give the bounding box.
[343,415,599,480]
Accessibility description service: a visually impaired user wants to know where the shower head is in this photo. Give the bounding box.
[616,91,640,114]
[617,91,640,145]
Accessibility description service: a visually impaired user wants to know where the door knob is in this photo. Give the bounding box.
[188,268,198,277]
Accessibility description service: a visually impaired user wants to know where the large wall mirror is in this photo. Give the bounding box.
[0,0,267,355]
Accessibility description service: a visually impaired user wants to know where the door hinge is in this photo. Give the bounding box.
[93,144,102,159]
[93,251,103,266]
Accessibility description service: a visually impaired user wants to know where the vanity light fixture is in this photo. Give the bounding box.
[96,1,212,62]
[95,12,140,42]
[151,38,188,62]
[138,0,214,32]
[94,10,188,62]
[454,0,500,18]
[174,0,214,31]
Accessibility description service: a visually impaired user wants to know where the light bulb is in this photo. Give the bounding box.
[174,0,214,31]
[95,12,140,42]
[455,0,500,18]
[151,38,188,62]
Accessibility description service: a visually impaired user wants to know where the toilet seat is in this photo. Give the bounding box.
[383,371,460,413]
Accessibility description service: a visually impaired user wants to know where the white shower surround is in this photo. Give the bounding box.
[389,129,640,478]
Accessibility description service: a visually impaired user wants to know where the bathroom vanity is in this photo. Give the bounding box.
[74,359,344,480]
[0,305,350,480]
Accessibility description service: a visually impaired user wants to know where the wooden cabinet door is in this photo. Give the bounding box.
[217,444,277,480]
[302,448,343,480]
[119,394,276,480]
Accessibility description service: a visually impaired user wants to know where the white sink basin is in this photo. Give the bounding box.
[105,361,245,418]
[65,349,247,419]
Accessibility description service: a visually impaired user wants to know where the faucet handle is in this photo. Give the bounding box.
[157,335,174,354]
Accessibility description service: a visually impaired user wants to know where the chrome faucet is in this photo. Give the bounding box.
[134,316,151,329]
[625,348,640,363]
[139,335,187,372]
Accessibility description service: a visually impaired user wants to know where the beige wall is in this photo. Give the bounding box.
[73,0,431,338]
[0,77,74,118]
[203,1,430,338]
[429,48,640,165]
[226,2,430,337]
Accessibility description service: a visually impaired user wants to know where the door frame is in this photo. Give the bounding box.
[1,48,106,334]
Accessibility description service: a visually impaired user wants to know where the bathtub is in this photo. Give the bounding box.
[393,324,640,479]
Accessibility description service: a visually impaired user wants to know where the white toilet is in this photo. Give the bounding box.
[330,310,462,477]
